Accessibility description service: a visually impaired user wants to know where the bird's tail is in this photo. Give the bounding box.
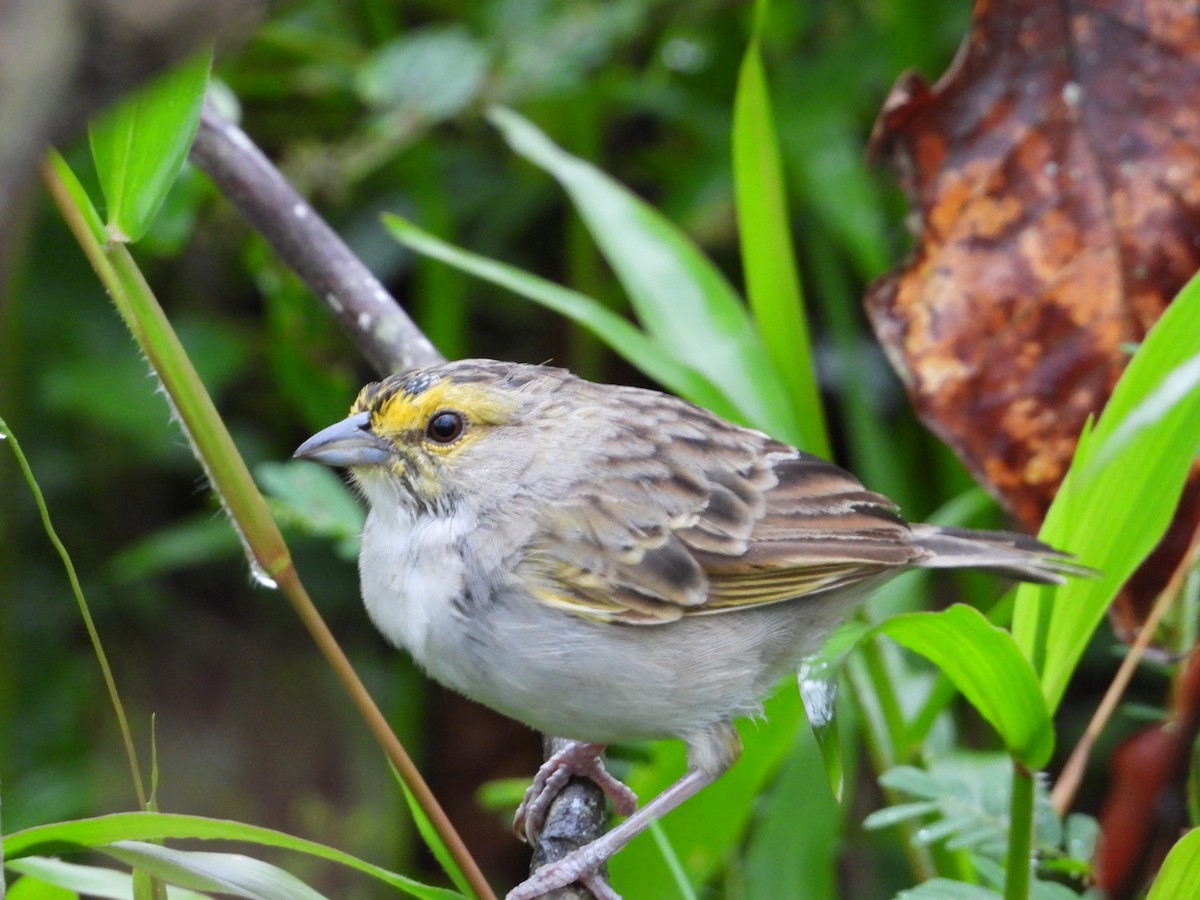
[909,524,1094,585]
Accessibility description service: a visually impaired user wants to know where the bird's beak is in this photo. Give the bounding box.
[294,411,391,468]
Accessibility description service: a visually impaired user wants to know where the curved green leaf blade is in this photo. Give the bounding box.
[381,213,739,421]
[877,605,1053,769]
[733,19,829,457]
[896,881,1002,900]
[487,106,804,445]
[1013,272,1200,710]
[101,842,326,900]
[89,50,211,243]
[3,813,462,900]
[6,856,208,900]
[1147,827,1200,900]
[395,776,472,899]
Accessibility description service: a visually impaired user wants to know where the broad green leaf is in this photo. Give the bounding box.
[486,106,806,446]
[6,874,78,900]
[381,213,739,421]
[100,842,326,900]
[1147,827,1200,900]
[896,881,1001,900]
[5,855,220,899]
[356,27,487,122]
[3,813,461,900]
[1013,272,1200,709]
[732,5,829,457]
[878,605,1053,768]
[89,50,211,243]
[1030,881,1085,900]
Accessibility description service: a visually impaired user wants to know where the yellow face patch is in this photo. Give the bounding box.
[358,377,521,455]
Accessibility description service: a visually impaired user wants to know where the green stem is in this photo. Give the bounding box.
[860,637,910,761]
[0,417,147,809]
[846,654,938,884]
[43,155,496,900]
[1004,761,1035,900]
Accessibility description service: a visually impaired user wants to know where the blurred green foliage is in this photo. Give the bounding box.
[7,0,1157,897]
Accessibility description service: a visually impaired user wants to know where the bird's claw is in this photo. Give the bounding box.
[513,741,638,843]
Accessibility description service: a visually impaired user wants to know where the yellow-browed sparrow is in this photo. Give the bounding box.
[295,359,1084,900]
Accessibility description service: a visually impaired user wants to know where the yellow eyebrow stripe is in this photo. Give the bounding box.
[373,379,520,435]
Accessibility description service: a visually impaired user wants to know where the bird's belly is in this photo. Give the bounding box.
[428,592,854,747]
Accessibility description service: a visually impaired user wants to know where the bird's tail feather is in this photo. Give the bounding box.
[909,524,1094,585]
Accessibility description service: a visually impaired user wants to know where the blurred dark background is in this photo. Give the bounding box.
[9,1,1114,896]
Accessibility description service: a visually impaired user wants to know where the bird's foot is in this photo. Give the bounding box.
[513,740,638,843]
[505,844,619,900]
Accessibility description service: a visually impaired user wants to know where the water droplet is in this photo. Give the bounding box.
[798,659,838,729]
[249,558,278,589]
[799,658,843,801]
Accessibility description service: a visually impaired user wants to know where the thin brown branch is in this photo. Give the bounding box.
[190,98,440,376]
[1051,531,1200,815]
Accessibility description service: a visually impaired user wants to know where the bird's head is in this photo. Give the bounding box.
[294,359,572,510]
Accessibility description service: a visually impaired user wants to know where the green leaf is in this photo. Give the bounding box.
[100,842,327,900]
[6,871,80,900]
[258,461,365,548]
[1013,272,1200,710]
[48,150,107,245]
[896,881,1002,900]
[89,50,211,242]
[107,515,244,582]
[877,605,1053,768]
[381,213,739,421]
[486,106,805,446]
[356,27,488,122]
[4,855,229,899]
[1147,828,1200,900]
[394,776,473,898]
[732,12,829,457]
[3,812,462,900]
[861,800,941,830]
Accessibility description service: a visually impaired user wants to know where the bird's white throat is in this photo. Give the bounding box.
[357,489,477,662]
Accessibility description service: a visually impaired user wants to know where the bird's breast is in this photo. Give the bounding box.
[358,503,477,662]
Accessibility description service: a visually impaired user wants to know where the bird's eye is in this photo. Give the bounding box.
[426,411,465,444]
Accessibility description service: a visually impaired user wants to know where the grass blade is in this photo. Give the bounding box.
[733,4,829,456]
[1013,272,1200,709]
[487,106,804,445]
[4,812,463,900]
[382,213,738,420]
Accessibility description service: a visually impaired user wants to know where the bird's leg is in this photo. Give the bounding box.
[514,740,639,843]
[506,766,717,900]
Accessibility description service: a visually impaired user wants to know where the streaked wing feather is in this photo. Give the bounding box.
[520,393,924,624]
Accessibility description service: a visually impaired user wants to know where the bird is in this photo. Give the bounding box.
[294,358,1085,899]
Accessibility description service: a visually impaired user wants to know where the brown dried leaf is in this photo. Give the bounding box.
[866,0,1200,629]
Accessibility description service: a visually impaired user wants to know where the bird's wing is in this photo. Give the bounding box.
[519,398,926,625]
